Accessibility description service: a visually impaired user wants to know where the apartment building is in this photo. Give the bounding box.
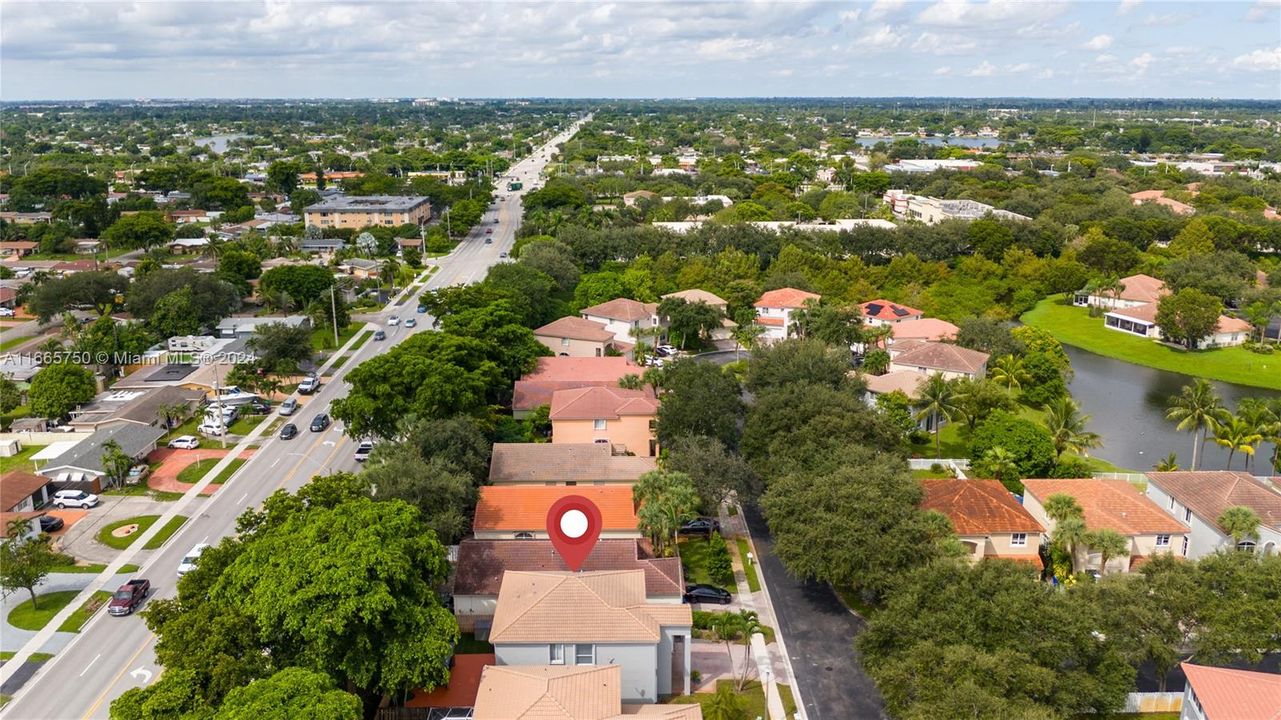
[303,194,431,229]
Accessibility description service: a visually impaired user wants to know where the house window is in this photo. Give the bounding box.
[1155,534,1171,547]
[561,337,570,347]
[1184,509,1192,523]
[593,438,610,445]
[1168,497,1175,510]
[1010,533,1027,547]
[1182,536,1189,556]
[593,419,607,430]
[549,644,565,664]
[574,644,595,665]
[514,532,534,540]
[1237,541,1257,553]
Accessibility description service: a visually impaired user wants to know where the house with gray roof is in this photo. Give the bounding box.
[39,422,166,491]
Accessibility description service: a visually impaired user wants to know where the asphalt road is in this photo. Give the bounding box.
[0,119,587,720]
[742,505,889,720]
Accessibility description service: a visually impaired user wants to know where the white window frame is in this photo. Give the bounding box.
[1155,534,1171,547]
[1168,497,1175,510]
[1010,533,1027,547]
[549,644,565,665]
[574,644,595,665]
[560,337,571,347]
[593,419,607,430]
[1184,508,1192,523]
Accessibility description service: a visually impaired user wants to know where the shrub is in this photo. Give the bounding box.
[969,411,1057,479]
[707,532,734,586]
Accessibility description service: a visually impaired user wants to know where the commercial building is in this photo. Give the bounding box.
[882,190,1031,225]
[303,194,431,229]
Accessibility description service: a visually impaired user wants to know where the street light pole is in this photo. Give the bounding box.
[330,286,339,348]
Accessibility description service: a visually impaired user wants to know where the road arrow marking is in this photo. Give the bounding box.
[129,667,152,684]
[322,440,335,447]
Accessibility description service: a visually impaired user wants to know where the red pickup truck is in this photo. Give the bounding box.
[108,579,150,616]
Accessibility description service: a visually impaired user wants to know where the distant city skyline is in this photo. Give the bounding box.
[2,0,1279,101]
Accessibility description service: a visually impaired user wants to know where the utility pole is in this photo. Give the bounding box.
[330,286,339,348]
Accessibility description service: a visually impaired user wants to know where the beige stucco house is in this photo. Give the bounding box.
[550,386,659,457]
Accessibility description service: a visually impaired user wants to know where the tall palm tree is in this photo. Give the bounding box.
[1044,396,1103,458]
[1084,528,1130,576]
[1052,516,1088,574]
[734,610,765,692]
[1043,493,1084,523]
[1152,453,1180,472]
[1212,414,1263,471]
[990,354,1031,392]
[1215,505,1261,549]
[1235,398,1279,473]
[913,374,959,458]
[1165,379,1225,471]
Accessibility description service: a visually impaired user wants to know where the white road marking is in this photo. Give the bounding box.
[270,457,281,468]
[236,492,248,505]
[79,653,100,677]
[129,666,153,684]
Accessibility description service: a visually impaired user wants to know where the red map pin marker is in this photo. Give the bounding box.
[547,495,603,571]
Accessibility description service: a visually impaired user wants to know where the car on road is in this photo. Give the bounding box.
[279,398,299,416]
[485,228,493,234]
[405,318,417,328]
[0,307,14,317]
[499,252,508,258]
[388,315,400,326]
[168,435,200,449]
[656,344,678,356]
[297,376,320,394]
[354,440,374,462]
[416,305,427,313]
[52,490,100,509]
[373,330,386,341]
[678,517,722,537]
[178,543,210,577]
[108,579,150,616]
[484,237,493,244]
[309,413,331,432]
[683,584,732,605]
[37,514,64,533]
[279,422,299,440]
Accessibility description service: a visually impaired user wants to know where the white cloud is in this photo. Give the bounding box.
[1006,62,1033,73]
[1245,0,1280,21]
[695,37,771,62]
[967,60,996,76]
[855,24,905,50]
[911,31,978,55]
[1082,34,1113,50]
[1037,68,1056,79]
[1095,54,1118,64]
[1139,12,1190,27]
[1131,52,1154,73]
[866,0,908,21]
[917,0,1068,28]
[934,65,953,75]
[838,9,862,23]
[1233,46,1281,71]
[1117,0,1141,15]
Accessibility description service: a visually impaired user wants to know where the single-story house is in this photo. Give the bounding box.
[1130,190,1196,216]
[0,286,18,309]
[299,236,346,254]
[489,443,657,485]
[0,241,39,258]
[39,422,166,492]
[338,257,384,278]
[0,511,44,541]
[920,479,1046,566]
[888,341,990,380]
[2,471,52,513]
[69,386,205,431]
[0,354,42,382]
[472,664,702,719]
[1179,662,1281,720]
[1104,303,1251,348]
[214,314,310,339]
[452,538,683,632]
[490,570,694,700]
[473,485,641,540]
[534,316,630,359]
[1023,478,1190,573]
[550,386,659,457]
[512,356,643,418]
[74,240,103,255]
[1074,273,1167,310]
[1145,471,1281,557]
[622,190,660,207]
[580,298,660,346]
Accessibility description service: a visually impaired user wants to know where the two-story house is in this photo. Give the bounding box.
[472,485,641,541]
[1145,471,1281,557]
[533,316,628,359]
[1023,478,1190,573]
[489,570,694,701]
[753,288,821,343]
[1179,662,1281,720]
[887,341,990,381]
[550,386,659,457]
[489,443,657,486]
[512,357,642,419]
[580,298,660,346]
[920,479,1046,566]
[858,299,923,327]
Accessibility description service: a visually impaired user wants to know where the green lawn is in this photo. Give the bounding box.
[50,563,140,574]
[163,416,203,443]
[0,444,44,474]
[734,538,762,593]
[58,591,111,633]
[0,334,36,352]
[103,485,184,502]
[227,413,268,436]
[347,330,372,353]
[310,323,361,352]
[0,651,53,663]
[209,458,247,485]
[176,458,219,484]
[912,468,956,479]
[667,679,796,717]
[96,515,160,550]
[677,539,735,594]
[1022,297,1280,391]
[143,516,188,550]
[6,590,79,631]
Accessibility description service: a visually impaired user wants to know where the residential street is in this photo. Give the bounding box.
[742,505,889,720]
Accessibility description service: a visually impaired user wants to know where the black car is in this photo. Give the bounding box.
[678,517,722,537]
[279,422,299,440]
[38,514,64,533]
[683,584,732,605]
[309,414,331,432]
[373,330,386,341]
[248,400,271,414]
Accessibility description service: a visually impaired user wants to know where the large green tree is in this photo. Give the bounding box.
[0,520,59,608]
[28,362,96,421]
[1155,287,1222,349]
[744,338,850,394]
[257,265,334,308]
[28,270,129,321]
[101,211,174,249]
[663,434,762,510]
[655,359,745,450]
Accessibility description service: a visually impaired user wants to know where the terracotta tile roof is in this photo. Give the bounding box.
[514,358,641,412]
[549,386,658,421]
[534,316,615,343]
[859,299,923,321]
[754,287,820,309]
[453,538,682,597]
[753,316,785,326]
[661,289,726,306]
[921,479,1045,535]
[890,341,990,374]
[489,444,657,485]
[889,317,958,341]
[0,511,43,537]
[490,570,692,644]
[1,472,50,512]
[1215,315,1252,334]
[474,486,639,533]
[1146,471,1281,533]
[0,241,38,251]
[1108,303,1158,324]
[1023,478,1190,535]
[1117,274,1168,304]
[472,665,702,720]
[1180,662,1281,720]
[405,653,494,709]
[580,298,658,322]
[863,370,928,398]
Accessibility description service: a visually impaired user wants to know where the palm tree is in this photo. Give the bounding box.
[1216,505,1261,549]
[862,349,890,375]
[732,321,764,360]
[618,374,644,391]
[1152,453,1180,472]
[704,683,746,720]
[1084,528,1130,576]
[1165,379,1225,471]
[1211,414,1263,470]
[975,447,1020,490]
[989,354,1031,392]
[1044,492,1084,522]
[733,610,764,692]
[1044,396,1103,458]
[1052,516,1088,574]
[1235,398,1279,473]
[913,374,959,458]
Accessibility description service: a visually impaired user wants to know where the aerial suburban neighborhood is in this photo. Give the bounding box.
[1,2,1280,720]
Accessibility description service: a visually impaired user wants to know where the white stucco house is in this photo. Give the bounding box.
[1145,471,1281,557]
[580,298,660,345]
[753,287,820,343]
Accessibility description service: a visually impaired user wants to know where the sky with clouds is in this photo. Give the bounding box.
[2,0,1279,100]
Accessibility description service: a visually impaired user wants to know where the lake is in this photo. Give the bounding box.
[193,133,251,154]
[1064,346,1280,474]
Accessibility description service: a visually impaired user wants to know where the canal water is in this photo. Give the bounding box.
[1064,346,1280,474]
[193,133,251,154]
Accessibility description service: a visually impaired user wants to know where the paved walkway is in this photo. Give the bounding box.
[1,571,135,652]
[146,447,254,494]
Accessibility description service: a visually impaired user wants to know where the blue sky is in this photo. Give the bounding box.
[2,0,1279,100]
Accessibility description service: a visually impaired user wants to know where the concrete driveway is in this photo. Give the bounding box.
[743,505,889,720]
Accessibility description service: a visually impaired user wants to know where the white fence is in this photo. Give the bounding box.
[908,458,970,478]
[1121,692,1182,713]
[0,431,94,448]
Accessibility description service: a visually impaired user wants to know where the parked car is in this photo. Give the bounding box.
[0,307,15,317]
[52,490,100,509]
[279,422,299,440]
[197,421,226,436]
[485,228,493,234]
[126,464,150,485]
[168,435,200,450]
[247,399,271,414]
[373,330,386,341]
[388,315,400,326]
[108,579,150,616]
[499,252,508,258]
[416,304,427,313]
[354,441,374,462]
[683,584,732,605]
[279,398,298,416]
[204,404,237,423]
[297,376,320,395]
[309,414,330,432]
[37,514,64,533]
[405,318,417,328]
[177,543,209,577]
[678,517,721,537]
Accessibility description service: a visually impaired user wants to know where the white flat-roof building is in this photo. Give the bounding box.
[883,190,1031,225]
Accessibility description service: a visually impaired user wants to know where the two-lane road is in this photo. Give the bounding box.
[0,118,588,720]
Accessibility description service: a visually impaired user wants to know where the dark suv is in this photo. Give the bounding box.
[309,414,331,432]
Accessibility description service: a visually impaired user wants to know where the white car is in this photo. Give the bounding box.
[177,543,210,577]
[204,405,237,423]
[198,421,227,436]
[168,435,200,450]
[387,316,400,326]
[354,440,374,462]
[0,307,14,317]
[52,490,100,509]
